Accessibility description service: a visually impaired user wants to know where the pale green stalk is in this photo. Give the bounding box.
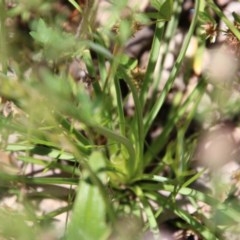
[0,0,7,73]
[139,21,165,105]
[144,0,201,136]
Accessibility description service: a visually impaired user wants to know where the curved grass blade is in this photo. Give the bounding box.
[133,186,160,239]
[143,0,200,135]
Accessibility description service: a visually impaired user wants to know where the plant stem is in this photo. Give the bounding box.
[0,0,7,74]
[133,186,160,239]
[144,0,201,136]
[114,76,126,136]
[150,0,183,103]
[144,78,206,165]
[123,73,144,177]
[75,0,97,39]
[140,21,165,105]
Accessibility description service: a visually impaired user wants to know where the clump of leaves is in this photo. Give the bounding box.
[1,0,240,239]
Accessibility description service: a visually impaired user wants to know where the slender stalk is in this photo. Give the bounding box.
[102,42,123,93]
[139,21,165,105]
[18,156,81,175]
[144,0,201,136]
[114,76,126,136]
[38,205,72,222]
[97,42,108,86]
[123,73,144,177]
[140,179,240,223]
[133,186,160,239]
[176,127,185,176]
[82,50,102,95]
[75,0,97,39]
[145,192,219,240]
[150,0,183,102]
[0,0,7,73]
[144,78,206,165]
[68,0,82,12]
[58,115,91,146]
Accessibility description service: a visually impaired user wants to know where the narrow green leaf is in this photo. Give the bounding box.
[68,0,82,12]
[145,191,219,239]
[134,186,160,239]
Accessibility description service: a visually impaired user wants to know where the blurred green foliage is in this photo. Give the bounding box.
[1,0,240,239]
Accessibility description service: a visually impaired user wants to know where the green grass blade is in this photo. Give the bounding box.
[18,177,79,185]
[144,78,206,165]
[133,186,160,239]
[82,50,102,95]
[140,21,165,105]
[150,0,183,103]
[123,72,144,176]
[114,76,126,136]
[68,0,82,12]
[145,191,219,239]
[6,143,75,160]
[144,0,200,135]
[17,155,80,175]
[138,177,240,224]
[0,0,7,74]
[38,205,72,223]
